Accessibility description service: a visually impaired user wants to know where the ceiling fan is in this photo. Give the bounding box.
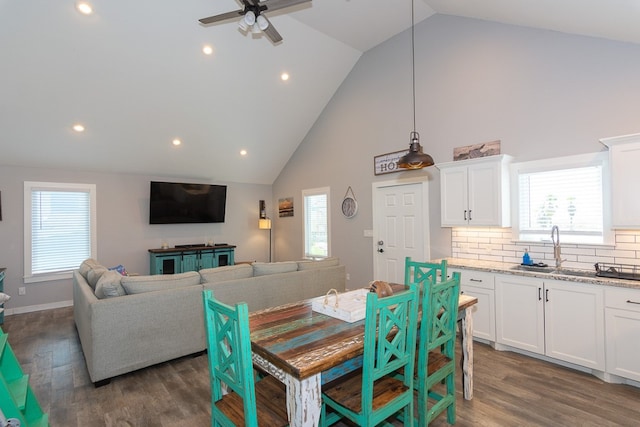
[199,0,311,44]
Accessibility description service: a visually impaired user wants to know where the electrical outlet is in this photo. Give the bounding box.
[346,273,351,281]
[19,287,26,296]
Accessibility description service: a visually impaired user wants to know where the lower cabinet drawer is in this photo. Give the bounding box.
[605,286,640,312]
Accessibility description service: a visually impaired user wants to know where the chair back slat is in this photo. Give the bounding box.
[404,257,448,289]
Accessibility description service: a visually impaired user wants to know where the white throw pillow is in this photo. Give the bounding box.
[0,292,10,304]
[94,270,126,299]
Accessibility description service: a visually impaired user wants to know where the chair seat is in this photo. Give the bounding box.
[427,351,452,376]
[323,370,410,414]
[215,375,289,426]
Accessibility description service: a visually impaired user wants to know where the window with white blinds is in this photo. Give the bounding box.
[302,187,330,259]
[24,182,97,283]
[514,153,611,244]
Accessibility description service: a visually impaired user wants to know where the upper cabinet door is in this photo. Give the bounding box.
[439,155,512,227]
[601,133,640,229]
[440,165,469,226]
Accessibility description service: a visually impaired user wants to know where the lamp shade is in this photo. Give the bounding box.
[259,218,272,230]
[398,132,434,169]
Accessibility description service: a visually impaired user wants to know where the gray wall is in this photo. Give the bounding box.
[0,165,272,312]
[272,14,640,289]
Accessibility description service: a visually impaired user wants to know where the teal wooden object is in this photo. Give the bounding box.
[202,290,287,427]
[149,246,235,275]
[320,283,419,427]
[203,290,258,427]
[404,257,448,287]
[416,272,461,427]
[0,328,49,426]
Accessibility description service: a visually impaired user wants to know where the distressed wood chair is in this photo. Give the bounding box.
[415,272,461,427]
[404,257,448,287]
[202,290,288,427]
[320,283,419,427]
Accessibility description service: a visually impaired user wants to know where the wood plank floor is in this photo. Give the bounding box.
[4,306,640,426]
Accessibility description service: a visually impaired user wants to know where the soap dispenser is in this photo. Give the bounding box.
[522,249,532,265]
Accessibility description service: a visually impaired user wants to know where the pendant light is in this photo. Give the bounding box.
[397,0,434,170]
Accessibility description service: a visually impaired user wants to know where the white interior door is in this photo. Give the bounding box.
[373,180,429,283]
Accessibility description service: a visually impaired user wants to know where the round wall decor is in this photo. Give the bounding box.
[341,186,358,218]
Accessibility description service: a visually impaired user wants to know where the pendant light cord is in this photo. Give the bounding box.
[411,0,416,134]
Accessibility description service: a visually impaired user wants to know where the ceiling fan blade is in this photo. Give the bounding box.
[260,0,311,13]
[199,9,244,25]
[261,17,283,43]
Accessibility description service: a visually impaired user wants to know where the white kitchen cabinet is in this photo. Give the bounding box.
[495,274,605,370]
[605,286,640,382]
[601,133,640,228]
[438,155,512,227]
[451,268,496,342]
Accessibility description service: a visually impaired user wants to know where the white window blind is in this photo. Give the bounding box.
[303,187,330,258]
[24,182,97,282]
[514,153,609,244]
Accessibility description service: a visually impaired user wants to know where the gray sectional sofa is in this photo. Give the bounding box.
[73,258,346,384]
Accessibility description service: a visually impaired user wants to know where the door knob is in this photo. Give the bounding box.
[377,240,384,246]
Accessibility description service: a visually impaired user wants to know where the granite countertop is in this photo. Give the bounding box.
[443,258,640,291]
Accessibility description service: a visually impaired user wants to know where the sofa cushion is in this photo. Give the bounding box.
[79,258,101,279]
[121,271,201,294]
[297,257,339,271]
[199,264,253,284]
[94,270,127,299]
[252,261,298,276]
[87,265,109,290]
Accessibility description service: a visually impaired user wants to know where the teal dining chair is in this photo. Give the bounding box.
[415,272,461,427]
[320,283,419,427]
[405,257,448,287]
[202,290,289,427]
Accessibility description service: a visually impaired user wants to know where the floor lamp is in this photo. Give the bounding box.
[259,218,272,262]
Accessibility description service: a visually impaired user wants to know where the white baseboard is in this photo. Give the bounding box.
[4,300,73,316]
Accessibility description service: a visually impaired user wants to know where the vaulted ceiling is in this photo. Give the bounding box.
[2,0,639,184]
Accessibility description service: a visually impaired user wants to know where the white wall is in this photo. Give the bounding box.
[0,165,272,313]
[273,14,640,288]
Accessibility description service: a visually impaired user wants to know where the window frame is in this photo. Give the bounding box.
[510,152,613,245]
[24,181,97,283]
[302,186,331,259]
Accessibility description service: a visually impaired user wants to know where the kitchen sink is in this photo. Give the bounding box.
[553,269,596,278]
[510,265,555,273]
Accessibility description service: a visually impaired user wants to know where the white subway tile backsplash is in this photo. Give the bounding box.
[451,227,640,271]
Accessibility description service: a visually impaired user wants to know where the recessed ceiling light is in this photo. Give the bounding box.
[72,124,85,132]
[240,149,247,156]
[281,72,290,81]
[202,45,214,55]
[76,2,93,15]
[172,139,182,146]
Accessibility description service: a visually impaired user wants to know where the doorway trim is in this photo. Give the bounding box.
[372,176,431,280]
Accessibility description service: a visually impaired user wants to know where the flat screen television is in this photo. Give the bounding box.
[149,181,227,224]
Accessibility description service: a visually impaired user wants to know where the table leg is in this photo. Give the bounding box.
[285,374,321,427]
[459,307,474,400]
[253,352,321,426]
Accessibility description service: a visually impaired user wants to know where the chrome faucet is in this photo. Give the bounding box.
[551,225,563,269]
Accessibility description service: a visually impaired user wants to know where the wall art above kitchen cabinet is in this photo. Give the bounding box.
[438,154,513,227]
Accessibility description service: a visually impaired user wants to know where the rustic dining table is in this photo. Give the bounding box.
[249,289,478,427]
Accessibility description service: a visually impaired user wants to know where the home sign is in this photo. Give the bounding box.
[373,149,409,175]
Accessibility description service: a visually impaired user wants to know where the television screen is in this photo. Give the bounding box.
[149,181,227,224]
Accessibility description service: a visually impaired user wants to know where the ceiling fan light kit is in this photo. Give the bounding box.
[200,0,311,44]
[398,0,434,170]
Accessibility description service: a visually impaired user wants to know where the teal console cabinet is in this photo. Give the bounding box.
[149,245,235,275]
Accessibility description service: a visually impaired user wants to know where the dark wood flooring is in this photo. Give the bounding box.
[4,306,640,426]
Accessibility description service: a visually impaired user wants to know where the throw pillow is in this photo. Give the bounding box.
[199,264,253,284]
[0,293,10,304]
[297,257,339,271]
[121,271,201,294]
[87,265,108,290]
[252,261,298,276]
[78,258,101,279]
[94,270,126,299]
